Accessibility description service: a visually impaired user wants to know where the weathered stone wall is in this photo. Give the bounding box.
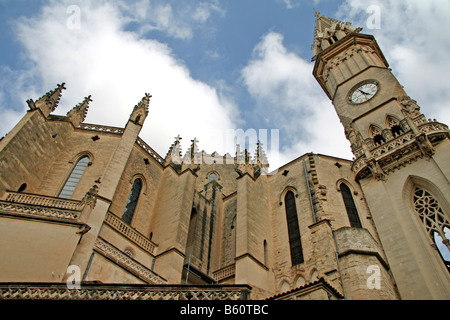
[0,111,72,197]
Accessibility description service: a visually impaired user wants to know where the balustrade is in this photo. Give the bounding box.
[104,212,157,255]
[213,264,236,282]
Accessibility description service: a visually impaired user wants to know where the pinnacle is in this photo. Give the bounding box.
[27,82,67,116]
[139,93,152,111]
[133,93,152,113]
[66,95,93,126]
[311,12,358,56]
[129,93,152,125]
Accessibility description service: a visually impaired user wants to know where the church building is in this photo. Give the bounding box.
[0,13,449,300]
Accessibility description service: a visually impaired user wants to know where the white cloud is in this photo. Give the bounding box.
[281,0,300,9]
[241,32,353,170]
[5,0,237,158]
[122,0,225,41]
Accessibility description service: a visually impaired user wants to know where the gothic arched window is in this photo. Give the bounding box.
[340,183,362,228]
[386,116,404,138]
[413,188,450,270]
[122,178,142,225]
[208,172,218,183]
[59,155,90,199]
[285,191,304,266]
[369,125,385,146]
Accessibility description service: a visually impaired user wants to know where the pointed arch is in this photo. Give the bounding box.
[280,280,291,293]
[385,114,401,128]
[403,176,450,271]
[59,155,90,199]
[279,186,298,206]
[207,171,219,183]
[368,124,385,145]
[129,173,148,195]
[386,114,404,137]
[294,275,306,288]
[310,268,319,282]
[122,177,143,225]
[69,151,94,165]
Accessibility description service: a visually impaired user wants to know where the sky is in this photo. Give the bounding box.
[0,0,449,171]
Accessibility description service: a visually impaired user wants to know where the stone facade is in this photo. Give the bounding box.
[0,13,448,300]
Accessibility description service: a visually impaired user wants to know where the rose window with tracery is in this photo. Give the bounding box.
[413,188,450,268]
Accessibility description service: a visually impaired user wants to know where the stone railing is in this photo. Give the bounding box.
[352,120,449,179]
[94,237,166,285]
[419,121,449,134]
[0,283,252,300]
[0,191,82,221]
[104,212,157,255]
[4,191,82,210]
[213,264,236,282]
[78,123,124,135]
[370,132,415,158]
[136,137,166,166]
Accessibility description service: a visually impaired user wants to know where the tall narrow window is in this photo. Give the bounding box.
[413,188,450,270]
[285,191,304,266]
[59,156,90,199]
[340,183,362,228]
[122,178,142,225]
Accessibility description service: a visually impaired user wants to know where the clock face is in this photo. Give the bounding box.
[349,81,379,104]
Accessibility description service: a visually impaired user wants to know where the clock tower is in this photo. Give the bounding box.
[312,12,450,299]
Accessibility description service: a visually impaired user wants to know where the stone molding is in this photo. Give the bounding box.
[104,211,158,255]
[0,283,251,300]
[93,237,167,285]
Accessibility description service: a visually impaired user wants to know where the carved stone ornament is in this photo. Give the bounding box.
[81,184,99,209]
[398,96,421,118]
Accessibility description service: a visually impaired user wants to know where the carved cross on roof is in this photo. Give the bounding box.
[174,134,182,144]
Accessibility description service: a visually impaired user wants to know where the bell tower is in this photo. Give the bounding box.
[312,12,450,299]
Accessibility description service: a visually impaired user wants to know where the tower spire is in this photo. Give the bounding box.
[66,95,92,127]
[312,12,359,56]
[129,93,151,126]
[27,82,66,118]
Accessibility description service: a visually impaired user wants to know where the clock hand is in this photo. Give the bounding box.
[358,89,370,95]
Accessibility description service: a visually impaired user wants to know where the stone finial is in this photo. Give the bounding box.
[66,95,92,127]
[81,184,99,209]
[165,134,182,165]
[27,82,66,117]
[189,138,199,160]
[398,96,421,118]
[129,93,151,126]
[255,140,269,168]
